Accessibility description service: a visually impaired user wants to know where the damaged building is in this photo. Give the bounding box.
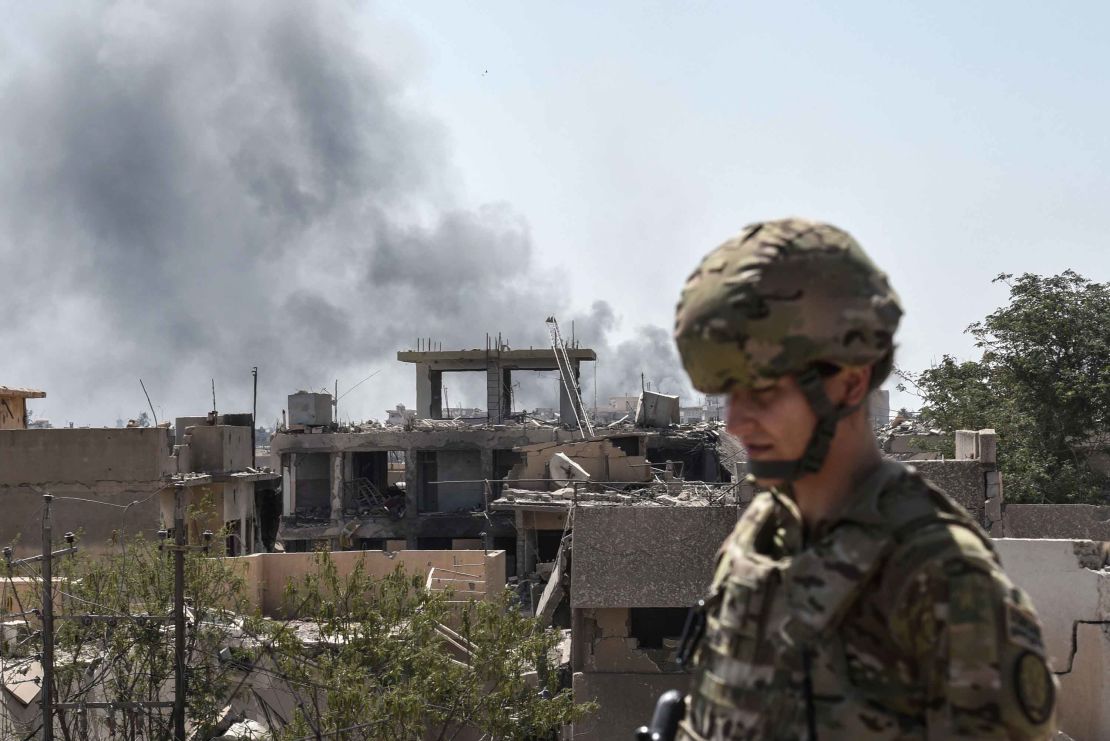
[486,433,744,740]
[269,344,739,582]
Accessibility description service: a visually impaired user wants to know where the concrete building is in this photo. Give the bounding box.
[271,406,735,570]
[396,344,596,425]
[0,416,278,557]
[485,432,742,739]
[272,343,736,576]
[0,386,45,430]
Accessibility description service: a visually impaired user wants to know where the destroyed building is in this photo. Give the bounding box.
[482,431,743,740]
[0,389,279,558]
[269,343,740,579]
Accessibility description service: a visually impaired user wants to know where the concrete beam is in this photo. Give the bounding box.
[398,348,596,369]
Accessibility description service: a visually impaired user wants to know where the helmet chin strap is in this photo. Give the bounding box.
[747,366,860,483]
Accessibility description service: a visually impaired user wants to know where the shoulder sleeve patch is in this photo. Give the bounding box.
[1014,651,1054,726]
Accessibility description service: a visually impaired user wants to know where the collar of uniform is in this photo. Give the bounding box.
[771,459,906,542]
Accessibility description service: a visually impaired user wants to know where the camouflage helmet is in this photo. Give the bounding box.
[674,218,902,393]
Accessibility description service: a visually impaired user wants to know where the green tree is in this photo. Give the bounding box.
[7,527,590,740]
[2,528,246,740]
[900,270,1109,504]
[253,551,592,740]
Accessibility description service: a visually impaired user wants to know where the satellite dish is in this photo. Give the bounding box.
[550,452,590,487]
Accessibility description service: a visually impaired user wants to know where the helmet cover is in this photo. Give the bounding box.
[674,218,902,393]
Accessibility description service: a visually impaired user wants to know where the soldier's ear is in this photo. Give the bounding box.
[835,365,872,408]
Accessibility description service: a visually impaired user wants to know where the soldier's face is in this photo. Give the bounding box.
[726,376,816,482]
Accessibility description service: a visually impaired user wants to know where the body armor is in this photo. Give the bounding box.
[678,461,1056,740]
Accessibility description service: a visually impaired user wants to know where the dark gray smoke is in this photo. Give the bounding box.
[0,1,692,425]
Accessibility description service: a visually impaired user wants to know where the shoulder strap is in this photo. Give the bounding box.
[778,462,992,645]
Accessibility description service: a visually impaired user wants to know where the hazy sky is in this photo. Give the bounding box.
[1,1,1107,426]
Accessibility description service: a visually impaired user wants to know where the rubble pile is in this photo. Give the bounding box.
[497,483,737,508]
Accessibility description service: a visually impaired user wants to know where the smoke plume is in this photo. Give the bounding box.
[0,1,693,426]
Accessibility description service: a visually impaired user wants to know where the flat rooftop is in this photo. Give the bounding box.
[397,348,596,370]
[0,386,46,399]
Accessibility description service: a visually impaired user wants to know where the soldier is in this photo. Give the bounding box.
[669,219,1056,740]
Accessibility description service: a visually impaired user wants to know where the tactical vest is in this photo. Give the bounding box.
[679,462,995,741]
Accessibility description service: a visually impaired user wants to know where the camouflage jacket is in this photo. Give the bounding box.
[678,460,1057,740]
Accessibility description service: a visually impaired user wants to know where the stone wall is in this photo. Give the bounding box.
[226,549,506,617]
[0,427,174,484]
[1004,504,1110,541]
[0,428,176,556]
[571,507,739,608]
[572,672,681,740]
[912,459,988,524]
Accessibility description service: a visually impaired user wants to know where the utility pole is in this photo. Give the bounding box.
[162,483,213,740]
[172,484,186,741]
[8,499,172,738]
[11,495,77,741]
[251,367,258,468]
[41,494,54,741]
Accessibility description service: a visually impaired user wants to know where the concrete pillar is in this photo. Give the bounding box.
[515,509,528,579]
[479,445,492,525]
[502,369,512,420]
[329,451,344,524]
[414,364,443,419]
[283,453,297,515]
[978,428,998,465]
[984,469,1005,536]
[559,361,581,426]
[486,365,501,424]
[343,453,355,485]
[955,430,979,460]
[404,448,420,548]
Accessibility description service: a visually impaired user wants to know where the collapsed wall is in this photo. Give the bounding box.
[996,539,1110,740]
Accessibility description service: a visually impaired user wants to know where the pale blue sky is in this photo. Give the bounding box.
[376,0,1110,411]
[1,1,1106,424]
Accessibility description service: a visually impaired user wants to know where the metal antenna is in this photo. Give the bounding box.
[139,379,159,426]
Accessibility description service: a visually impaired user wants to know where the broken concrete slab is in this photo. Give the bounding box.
[635,391,680,428]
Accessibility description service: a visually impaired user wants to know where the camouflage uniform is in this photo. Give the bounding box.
[672,220,1056,740]
[677,462,1056,740]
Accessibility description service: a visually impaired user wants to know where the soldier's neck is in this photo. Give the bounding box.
[791,412,883,533]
